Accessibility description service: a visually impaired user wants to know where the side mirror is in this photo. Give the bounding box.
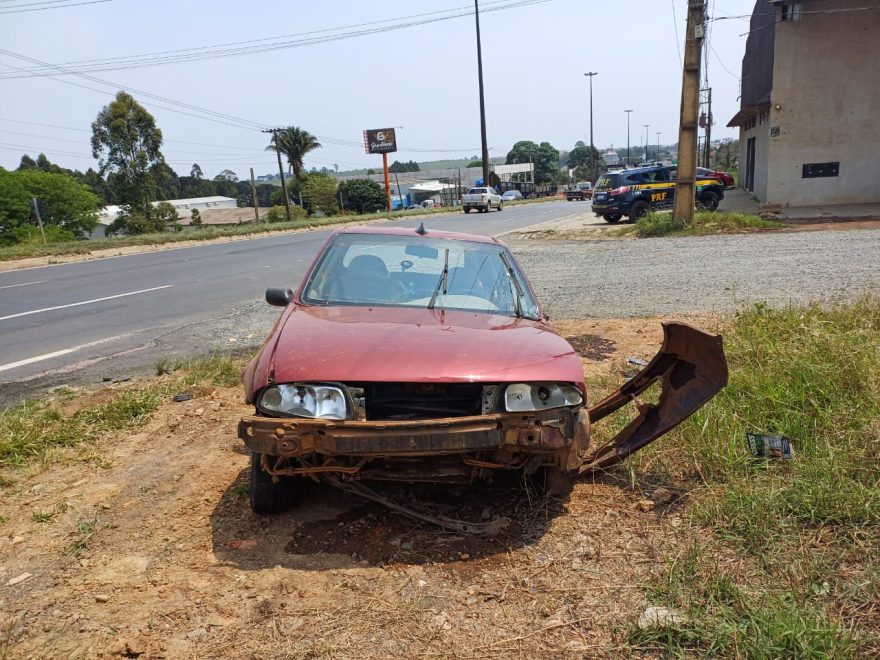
[265,288,293,307]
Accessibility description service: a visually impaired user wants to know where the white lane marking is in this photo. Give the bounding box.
[0,333,130,373]
[0,285,173,322]
[0,280,45,290]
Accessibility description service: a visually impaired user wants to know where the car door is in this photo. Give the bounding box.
[644,169,674,209]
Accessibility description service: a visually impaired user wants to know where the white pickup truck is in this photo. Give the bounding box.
[461,187,503,214]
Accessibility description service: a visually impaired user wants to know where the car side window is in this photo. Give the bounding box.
[623,173,643,184]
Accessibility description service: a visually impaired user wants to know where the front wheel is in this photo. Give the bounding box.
[602,213,622,224]
[497,201,503,212]
[463,207,471,214]
[698,190,720,211]
[250,452,295,514]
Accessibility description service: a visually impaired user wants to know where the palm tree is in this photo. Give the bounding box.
[265,127,322,205]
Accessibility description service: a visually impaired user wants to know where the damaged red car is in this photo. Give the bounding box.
[240,225,727,519]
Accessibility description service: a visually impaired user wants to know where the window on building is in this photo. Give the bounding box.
[780,2,803,21]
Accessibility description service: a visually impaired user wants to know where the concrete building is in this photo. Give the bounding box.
[727,0,880,207]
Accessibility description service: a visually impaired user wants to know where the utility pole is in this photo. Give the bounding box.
[703,87,713,168]
[673,0,706,223]
[644,124,651,163]
[656,132,662,162]
[474,0,490,187]
[263,128,292,223]
[584,72,597,181]
[249,167,260,223]
[393,171,403,210]
[31,197,47,245]
[624,109,633,167]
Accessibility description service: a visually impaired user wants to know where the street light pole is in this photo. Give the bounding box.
[474,0,490,187]
[656,132,661,162]
[644,124,651,163]
[624,109,633,167]
[584,72,597,181]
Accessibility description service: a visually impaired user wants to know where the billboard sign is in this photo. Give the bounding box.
[363,128,397,154]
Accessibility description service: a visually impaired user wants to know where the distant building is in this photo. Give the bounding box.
[727,0,880,207]
[602,149,620,166]
[97,196,238,225]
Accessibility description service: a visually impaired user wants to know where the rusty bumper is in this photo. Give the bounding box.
[239,407,588,465]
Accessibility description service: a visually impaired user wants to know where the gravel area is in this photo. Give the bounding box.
[509,228,880,318]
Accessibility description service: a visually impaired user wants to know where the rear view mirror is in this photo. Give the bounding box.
[405,244,439,259]
[265,288,293,307]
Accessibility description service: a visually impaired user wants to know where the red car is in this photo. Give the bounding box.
[239,225,727,515]
[697,167,735,189]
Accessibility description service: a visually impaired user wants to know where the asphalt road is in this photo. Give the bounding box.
[0,201,581,402]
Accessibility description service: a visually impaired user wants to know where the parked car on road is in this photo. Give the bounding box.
[501,190,523,202]
[591,165,725,223]
[461,187,502,213]
[697,166,735,189]
[239,225,729,516]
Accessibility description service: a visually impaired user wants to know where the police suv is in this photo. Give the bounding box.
[591,165,725,223]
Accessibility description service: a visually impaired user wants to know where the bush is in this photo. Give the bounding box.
[264,205,306,223]
[190,208,202,227]
[3,224,76,245]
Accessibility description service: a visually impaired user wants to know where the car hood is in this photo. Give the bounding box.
[267,305,584,386]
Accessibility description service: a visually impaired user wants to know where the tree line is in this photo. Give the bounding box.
[0,91,396,245]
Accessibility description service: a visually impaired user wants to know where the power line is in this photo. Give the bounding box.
[0,0,114,15]
[0,0,547,77]
[670,0,682,68]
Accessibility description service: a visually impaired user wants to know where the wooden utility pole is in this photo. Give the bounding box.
[264,128,292,223]
[32,197,47,245]
[249,168,260,223]
[673,0,706,223]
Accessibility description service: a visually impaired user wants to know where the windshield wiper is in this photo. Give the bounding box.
[427,248,449,310]
[498,250,524,318]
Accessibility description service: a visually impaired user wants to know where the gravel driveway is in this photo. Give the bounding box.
[509,228,880,318]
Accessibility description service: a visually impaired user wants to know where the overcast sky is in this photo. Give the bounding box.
[0,0,752,178]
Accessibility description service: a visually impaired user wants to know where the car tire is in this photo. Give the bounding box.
[463,207,471,214]
[602,213,622,224]
[497,201,503,211]
[698,190,720,211]
[630,201,651,221]
[250,452,295,514]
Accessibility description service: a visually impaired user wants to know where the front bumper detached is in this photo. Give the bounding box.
[239,407,588,466]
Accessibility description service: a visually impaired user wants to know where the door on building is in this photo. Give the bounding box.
[745,137,756,192]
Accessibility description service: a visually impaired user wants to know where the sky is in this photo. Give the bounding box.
[0,0,754,179]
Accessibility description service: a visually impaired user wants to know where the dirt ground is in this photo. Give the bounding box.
[1,318,709,658]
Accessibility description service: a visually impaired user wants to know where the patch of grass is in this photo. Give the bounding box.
[0,353,248,474]
[616,296,880,656]
[65,518,97,557]
[0,514,7,525]
[633,210,787,238]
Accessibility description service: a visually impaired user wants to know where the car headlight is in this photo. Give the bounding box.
[258,383,350,419]
[504,383,583,412]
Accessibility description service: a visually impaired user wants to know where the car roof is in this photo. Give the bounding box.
[335,225,499,244]
[618,165,669,175]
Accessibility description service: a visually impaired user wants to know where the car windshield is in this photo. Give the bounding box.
[302,233,541,320]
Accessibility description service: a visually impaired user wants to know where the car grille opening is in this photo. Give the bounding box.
[364,382,484,420]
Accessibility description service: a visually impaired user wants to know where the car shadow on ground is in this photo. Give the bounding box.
[209,467,590,571]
